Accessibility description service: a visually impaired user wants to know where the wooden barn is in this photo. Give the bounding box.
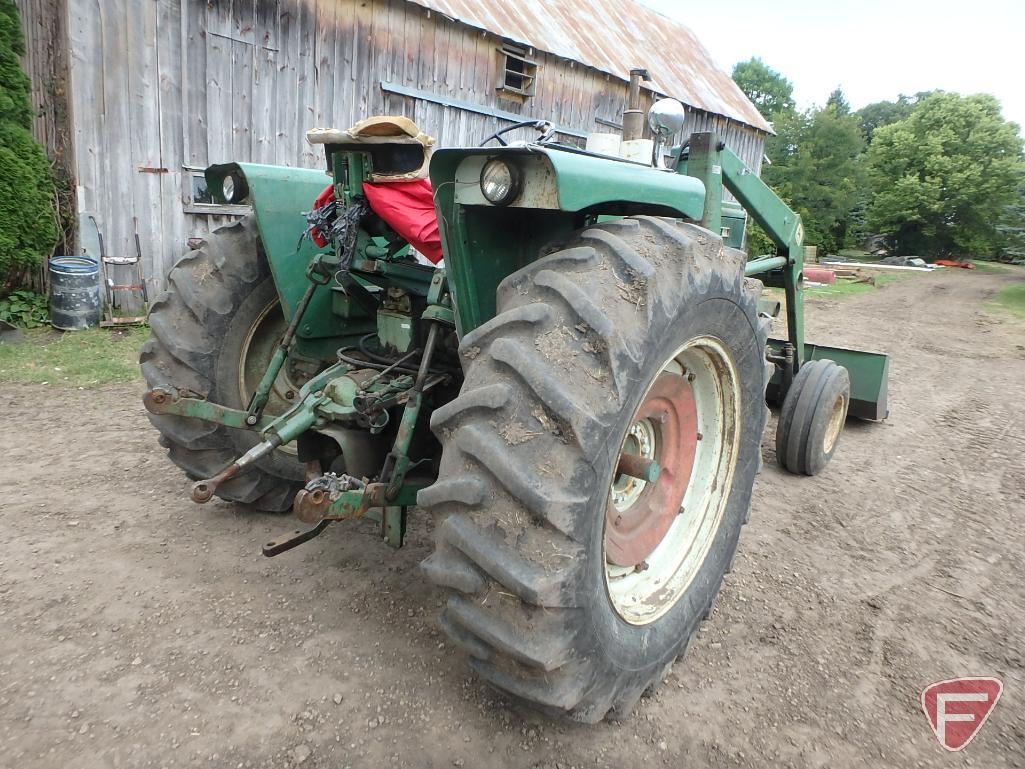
[16,0,771,304]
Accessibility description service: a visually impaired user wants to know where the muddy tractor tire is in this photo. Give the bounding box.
[140,217,305,511]
[420,217,770,722]
[775,358,850,476]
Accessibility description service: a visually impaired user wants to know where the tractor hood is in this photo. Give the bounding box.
[430,144,706,220]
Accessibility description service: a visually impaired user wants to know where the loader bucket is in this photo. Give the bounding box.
[766,339,890,421]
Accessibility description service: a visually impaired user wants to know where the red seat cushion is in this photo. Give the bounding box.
[363,179,444,264]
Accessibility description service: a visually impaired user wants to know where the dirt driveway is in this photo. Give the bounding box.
[1,268,1023,769]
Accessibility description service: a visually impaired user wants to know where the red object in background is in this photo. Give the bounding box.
[803,266,837,284]
[363,179,443,264]
[935,259,975,269]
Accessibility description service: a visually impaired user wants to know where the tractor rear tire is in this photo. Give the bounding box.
[775,359,850,476]
[140,217,305,511]
[419,217,770,722]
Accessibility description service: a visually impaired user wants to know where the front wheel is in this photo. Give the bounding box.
[775,358,850,475]
[419,217,770,721]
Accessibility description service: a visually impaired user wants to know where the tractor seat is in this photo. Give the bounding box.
[307,116,435,182]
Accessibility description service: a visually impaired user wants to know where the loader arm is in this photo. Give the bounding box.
[682,132,889,420]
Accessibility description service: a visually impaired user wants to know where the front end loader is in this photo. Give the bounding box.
[141,104,889,722]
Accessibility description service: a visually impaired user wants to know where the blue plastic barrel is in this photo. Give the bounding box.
[49,256,102,331]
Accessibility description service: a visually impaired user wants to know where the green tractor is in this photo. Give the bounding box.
[141,103,888,722]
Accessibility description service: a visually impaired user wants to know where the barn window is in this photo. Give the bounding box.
[497,43,537,98]
[183,168,251,216]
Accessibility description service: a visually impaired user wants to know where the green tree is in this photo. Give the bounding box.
[996,171,1025,262]
[764,106,869,253]
[731,57,795,120]
[866,92,1025,257]
[826,87,850,116]
[0,0,57,284]
[855,92,935,144]
[0,0,31,126]
[856,97,913,143]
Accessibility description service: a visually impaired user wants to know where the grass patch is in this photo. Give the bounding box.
[970,260,1012,274]
[761,272,911,306]
[805,280,876,299]
[0,326,148,387]
[805,272,909,298]
[987,282,1025,320]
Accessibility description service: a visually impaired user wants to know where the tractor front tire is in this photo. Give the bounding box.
[140,217,305,511]
[775,358,850,476]
[420,217,769,722]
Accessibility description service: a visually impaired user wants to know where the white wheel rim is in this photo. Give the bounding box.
[603,337,742,626]
[823,392,847,454]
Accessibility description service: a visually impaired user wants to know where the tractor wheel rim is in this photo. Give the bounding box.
[823,392,847,454]
[238,298,303,456]
[603,337,741,626]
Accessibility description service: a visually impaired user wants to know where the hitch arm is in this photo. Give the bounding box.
[245,258,331,425]
[143,387,277,431]
[189,388,326,503]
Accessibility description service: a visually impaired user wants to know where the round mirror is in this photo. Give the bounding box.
[648,98,686,138]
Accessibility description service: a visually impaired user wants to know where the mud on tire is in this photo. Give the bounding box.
[419,216,770,722]
[140,217,304,511]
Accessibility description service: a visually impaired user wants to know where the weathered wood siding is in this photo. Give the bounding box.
[19,0,766,302]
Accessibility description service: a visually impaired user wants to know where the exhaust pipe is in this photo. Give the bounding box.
[622,68,651,142]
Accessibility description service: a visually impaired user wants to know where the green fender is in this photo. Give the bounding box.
[206,162,334,337]
[429,146,707,334]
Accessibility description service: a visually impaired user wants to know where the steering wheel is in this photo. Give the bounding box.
[480,120,556,147]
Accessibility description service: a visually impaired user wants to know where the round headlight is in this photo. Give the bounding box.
[221,171,248,204]
[480,159,522,206]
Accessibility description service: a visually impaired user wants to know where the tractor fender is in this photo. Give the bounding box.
[206,162,332,324]
[431,146,707,220]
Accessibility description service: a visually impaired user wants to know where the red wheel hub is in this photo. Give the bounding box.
[605,372,698,567]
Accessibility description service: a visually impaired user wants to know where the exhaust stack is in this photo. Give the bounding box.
[622,68,651,142]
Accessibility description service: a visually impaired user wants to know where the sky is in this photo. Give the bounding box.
[639,0,1025,133]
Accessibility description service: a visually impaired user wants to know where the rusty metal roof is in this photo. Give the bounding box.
[406,0,772,134]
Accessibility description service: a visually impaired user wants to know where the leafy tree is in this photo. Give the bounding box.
[0,123,58,277]
[733,69,865,254]
[996,171,1025,263]
[826,87,850,116]
[0,0,30,126]
[763,106,869,253]
[856,97,913,143]
[0,0,57,284]
[866,92,1025,257]
[855,92,935,143]
[731,57,795,121]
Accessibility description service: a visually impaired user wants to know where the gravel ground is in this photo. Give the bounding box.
[1,267,1023,768]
